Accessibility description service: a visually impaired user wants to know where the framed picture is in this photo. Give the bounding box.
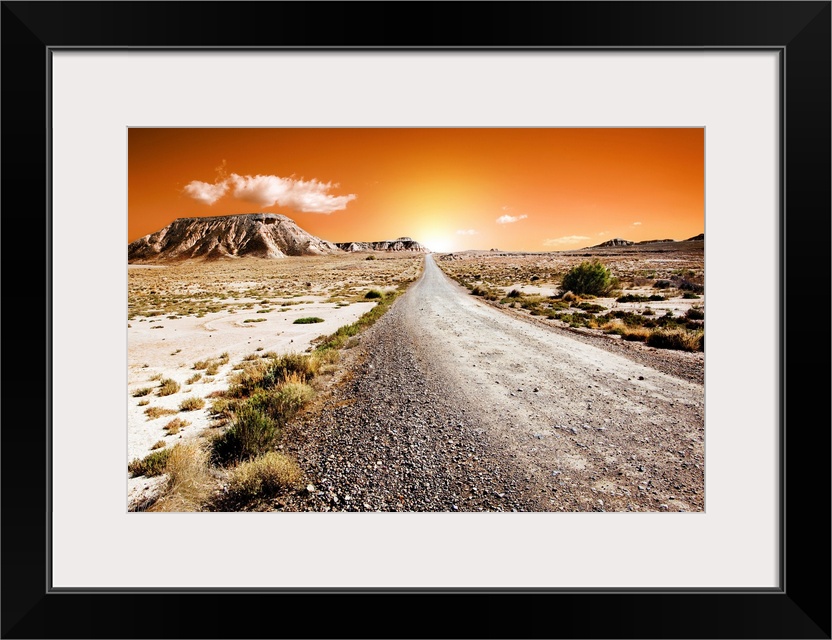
[3,2,829,638]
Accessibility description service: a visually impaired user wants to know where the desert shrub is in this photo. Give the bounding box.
[132,387,153,398]
[617,294,649,303]
[576,302,606,313]
[471,285,487,297]
[642,308,655,316]
[648,295,666,302]
[157,378,181,396]
[364,289,383,299]
[293,317,324,324]
[151,440,166,450]
[685,307,705,320]
[128,448,172,477]
[682,292,700,299]
[507,289,522,298]
[243,318,266,323]
[164,417,191,434]
[144,406,178,420]
[205,362,220,376]
[185,373,202,385]
[137,399,150,407]
[228,353,319,398]
[646,329,704,352]
[365,254,376,260]
[248,380,315,422]
[227,452,303,499]
[654,279,673,289]
[179,396,205,411]
[621,327,651,342]
[212,404,279,464]
[561,260,615,296]
[561,291,578,302]
[147,442,213,512]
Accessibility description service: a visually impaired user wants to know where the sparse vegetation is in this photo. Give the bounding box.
[138,399,150,406]
[561,260,616,296]
[157,378,181,396]
[128,448,172,477]
[132,387,153,398]
[146,442,213,512]
[179,396,206,411]
[364,289,383,299]
[164,417,191,435]
[185,373,202,385]
[151,440,166,450]
[212,404,280,464]
[293,317,324,324]
[227,451,303,499]
[646,328,704,352]
[243,318,267,323]
[144,406,178,420]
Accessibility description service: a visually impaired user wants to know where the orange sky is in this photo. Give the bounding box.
[128,128,703,252]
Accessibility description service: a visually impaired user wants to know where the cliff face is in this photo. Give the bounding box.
[128,213,340,262]
[335,237,428,252]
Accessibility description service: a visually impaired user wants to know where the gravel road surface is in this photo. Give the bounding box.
[283,254,704,512]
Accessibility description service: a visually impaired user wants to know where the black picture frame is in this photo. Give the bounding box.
[2,2,829,638]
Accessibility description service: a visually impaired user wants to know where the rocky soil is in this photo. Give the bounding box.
[280,255,704,513]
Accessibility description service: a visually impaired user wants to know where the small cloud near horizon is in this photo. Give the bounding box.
[183,171,356,214]
[632,221,642,226]
[496,214,528,224]
[543,235,591,247]
[456,229,478,235]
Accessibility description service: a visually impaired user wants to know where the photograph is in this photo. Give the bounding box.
[127,127,705,514]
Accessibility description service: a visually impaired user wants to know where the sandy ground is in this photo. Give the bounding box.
[126,253,423,509]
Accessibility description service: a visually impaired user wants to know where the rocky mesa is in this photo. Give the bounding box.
[128,213,341,262]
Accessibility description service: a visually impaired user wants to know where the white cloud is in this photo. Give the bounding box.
[632,221,642,226]
[496,214,528,224]
[598,231,607,236]
[183,171,356,213]
[543,235,590,247]
[183,179,229,205]
[456,229,478,235]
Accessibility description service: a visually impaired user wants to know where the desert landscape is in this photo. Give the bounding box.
[127,127,704,512]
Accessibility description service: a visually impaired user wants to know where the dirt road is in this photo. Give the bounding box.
[284,254,704,512]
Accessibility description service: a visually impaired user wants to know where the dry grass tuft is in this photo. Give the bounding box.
[179,396,206,412]
[164,417,191,435]
[147,442,213,512]
[144,406,178,420]
[157,378,181,396]
[227,451,303,499]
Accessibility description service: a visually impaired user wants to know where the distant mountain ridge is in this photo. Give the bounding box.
[586,234,704,249]
[336,237,428,252]
[128,213,340,262]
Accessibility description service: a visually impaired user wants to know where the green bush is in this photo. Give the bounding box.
[293,317,324,324]
[212,404,279,464]
[364,289,383,299]
[562,260,615,296]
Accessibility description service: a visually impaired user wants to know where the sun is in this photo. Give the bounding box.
[421,236,455,253]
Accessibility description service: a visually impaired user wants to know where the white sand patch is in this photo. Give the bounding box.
[127,298,375,506]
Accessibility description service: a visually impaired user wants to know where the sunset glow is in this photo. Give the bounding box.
[129,128,704,252]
